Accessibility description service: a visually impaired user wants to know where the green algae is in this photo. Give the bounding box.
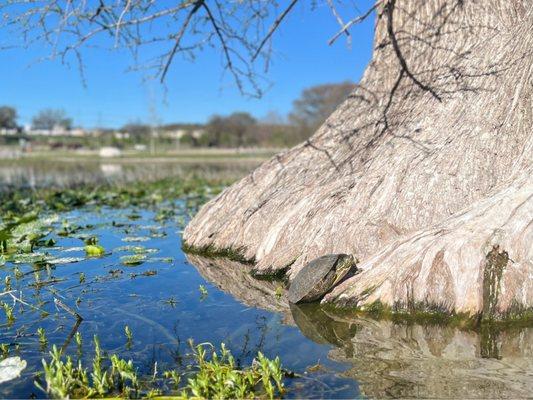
[322,299,533,331]
[482,245,508,321]
[181,242,255,265]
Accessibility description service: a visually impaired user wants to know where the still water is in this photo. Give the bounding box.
[0,160,532,398]
[0,159,260,190]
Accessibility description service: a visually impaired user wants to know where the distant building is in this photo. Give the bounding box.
[25,125,92,137]
[99,147,122,158]
[161,129,188,139]
[69,128,86,137]
[114,131,130,139]
[191,129,205,139]
[0,128,18,136]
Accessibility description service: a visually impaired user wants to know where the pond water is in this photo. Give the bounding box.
[0,161,532,398]
[0,159,259,191]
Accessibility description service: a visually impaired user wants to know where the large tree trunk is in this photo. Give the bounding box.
[184,0,533,318]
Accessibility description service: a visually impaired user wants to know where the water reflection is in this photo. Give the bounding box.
[185,255,290,318]
[100,163,123,177]
[188,256,533,399]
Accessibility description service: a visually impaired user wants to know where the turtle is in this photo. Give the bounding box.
[288,254,357,304]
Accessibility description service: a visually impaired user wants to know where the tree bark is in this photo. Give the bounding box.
[184,0,533,317]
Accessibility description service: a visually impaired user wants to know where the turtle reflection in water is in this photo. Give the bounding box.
[288,254,357,304]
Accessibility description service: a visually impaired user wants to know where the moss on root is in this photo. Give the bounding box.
[323,299,533,331]
[181,242,256,265]
[482,245,508,321]
[250,266,290,282]
[249,258,297,282]
[183,242,532,329]
[323,301,478,329]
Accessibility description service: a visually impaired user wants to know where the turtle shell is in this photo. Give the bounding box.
[288,254,354,304]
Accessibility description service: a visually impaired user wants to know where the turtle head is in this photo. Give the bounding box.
[331,254,357,287]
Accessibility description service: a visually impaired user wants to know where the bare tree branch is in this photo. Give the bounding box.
[160,0,204,82]
[328,2,379,45]
[326,0,351,46]
[0,0,381,97]
[251,0,299,62]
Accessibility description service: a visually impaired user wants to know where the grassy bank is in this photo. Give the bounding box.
[0,147,283,164]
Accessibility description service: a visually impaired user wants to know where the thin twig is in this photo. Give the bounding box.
[60,318,82,354]
[1,290,45,313]
[326,0,351,45]
[114,0,132,47]
[160,0,204,83]
[328,2,378,45]
[202,2,243,92]
[252,0,299,62]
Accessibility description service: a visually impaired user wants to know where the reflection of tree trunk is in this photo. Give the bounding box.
[328,317,533,399]
[185,255,533,399]
[184,1,533,316]
[185,254,292,320]
[288,305,533,398]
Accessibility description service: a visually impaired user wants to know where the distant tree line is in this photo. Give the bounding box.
[0,107,73,131]
[176,81,356,148]
[1,81,355,148]
[0,106,18,131]
[31,109,72,130]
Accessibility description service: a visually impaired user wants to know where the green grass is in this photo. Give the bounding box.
[36,336,286,399]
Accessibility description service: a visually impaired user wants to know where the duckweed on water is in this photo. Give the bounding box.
[0,175,296,398]
[84,244,105,257]
[0,176,227,217]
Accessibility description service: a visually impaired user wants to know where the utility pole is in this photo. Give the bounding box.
[147,85,160,156]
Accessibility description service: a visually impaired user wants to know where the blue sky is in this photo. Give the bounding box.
[0,2,375,128]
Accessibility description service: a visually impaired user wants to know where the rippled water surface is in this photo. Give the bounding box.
[0,160,532,398]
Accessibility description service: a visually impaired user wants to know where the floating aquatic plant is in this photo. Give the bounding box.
[2,302,15,326]
[84,245,105,257]
[120,254,147,266]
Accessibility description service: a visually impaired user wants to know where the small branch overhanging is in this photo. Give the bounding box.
[326,0,352,46]
[160,0,205,83]
[0,0,382,96]
[328,2,379,46]
[251,0,299,62]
